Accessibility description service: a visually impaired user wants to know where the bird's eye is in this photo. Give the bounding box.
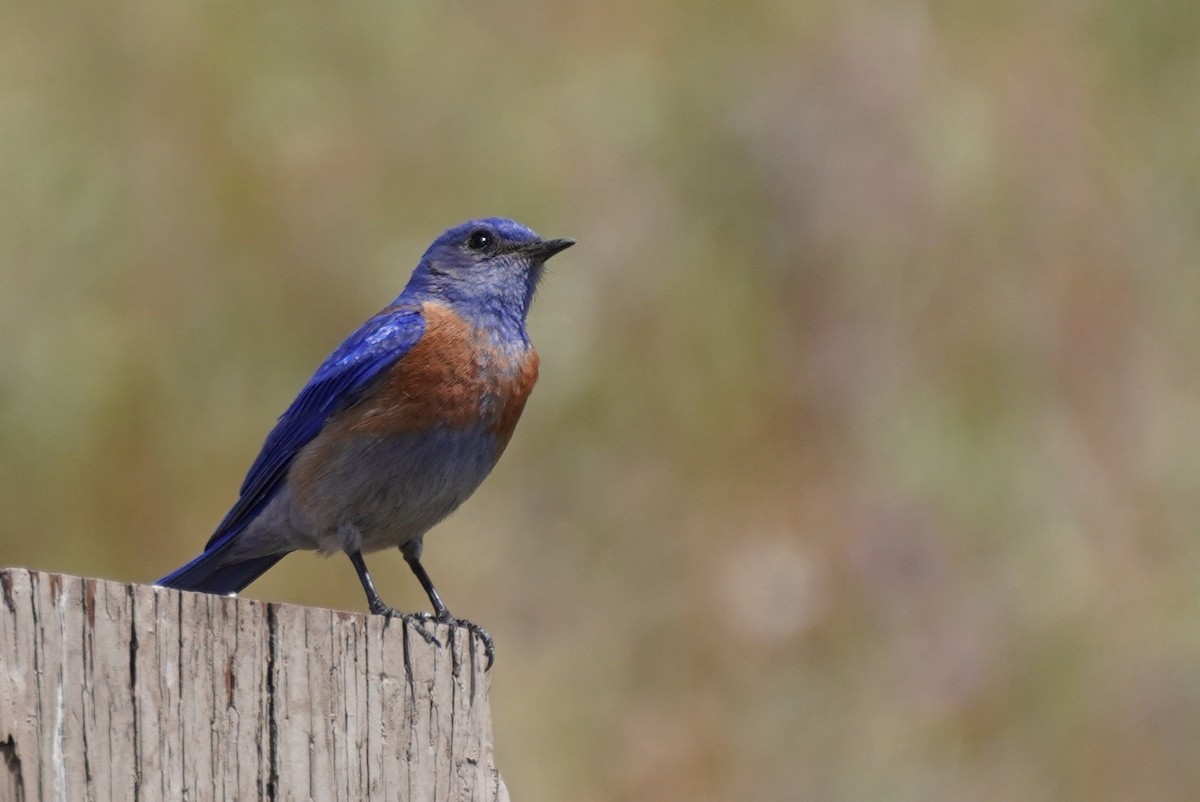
[467,230,492,251]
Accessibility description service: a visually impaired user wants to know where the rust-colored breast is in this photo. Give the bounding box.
[491,348,539,446]
[289,302,539,509]
[344,302,538,440]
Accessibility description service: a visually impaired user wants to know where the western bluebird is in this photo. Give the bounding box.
[157,218,573,667]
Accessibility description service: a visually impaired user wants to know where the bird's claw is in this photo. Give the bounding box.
[410,612,496,670]
[369,601,442,648]
[367,602,493,667]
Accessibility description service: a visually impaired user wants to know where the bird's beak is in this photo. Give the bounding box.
[522,238,575,261]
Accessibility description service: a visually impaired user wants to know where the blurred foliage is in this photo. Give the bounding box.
[2,1,1200,800]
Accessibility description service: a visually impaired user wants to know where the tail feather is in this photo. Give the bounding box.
[156,542,288,596]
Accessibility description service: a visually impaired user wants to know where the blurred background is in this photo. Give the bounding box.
[2,1,1199,800]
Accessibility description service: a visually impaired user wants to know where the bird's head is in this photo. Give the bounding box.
[404,218,574,331]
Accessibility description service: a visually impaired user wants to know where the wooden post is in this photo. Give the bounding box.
[0,568,509,801]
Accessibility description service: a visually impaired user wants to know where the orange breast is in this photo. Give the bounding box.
[344,301,538,443]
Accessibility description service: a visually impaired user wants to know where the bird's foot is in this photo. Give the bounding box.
[368,600,442,648]
[413,611,496,670]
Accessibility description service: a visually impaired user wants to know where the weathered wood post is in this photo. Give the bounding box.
[0,568,509,801]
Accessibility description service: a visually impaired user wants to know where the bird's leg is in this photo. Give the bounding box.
[347,550,440,647]
[403,549,450,619]
[401,543,496,669]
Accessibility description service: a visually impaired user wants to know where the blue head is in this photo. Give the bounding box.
[400,218,574,336]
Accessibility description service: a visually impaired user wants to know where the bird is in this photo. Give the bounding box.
[157,218,573,668]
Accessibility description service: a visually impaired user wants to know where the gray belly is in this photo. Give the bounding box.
[235,427,501,558]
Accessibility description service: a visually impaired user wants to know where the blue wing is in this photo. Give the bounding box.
[157,305,427,593]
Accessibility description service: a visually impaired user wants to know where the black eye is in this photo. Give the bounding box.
[467,230,492,251]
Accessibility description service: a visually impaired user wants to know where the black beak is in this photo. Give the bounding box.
[523,238,575,261]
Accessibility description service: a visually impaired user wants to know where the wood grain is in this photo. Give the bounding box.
[0,568,508,801]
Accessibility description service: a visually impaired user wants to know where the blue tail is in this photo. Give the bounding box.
[156,541,288,596]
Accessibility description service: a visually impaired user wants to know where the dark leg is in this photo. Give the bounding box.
[347,550,440,647]
[404,551,450,619]
[401,544,496,670]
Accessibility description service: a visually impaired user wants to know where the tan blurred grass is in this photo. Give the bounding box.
[2,2,1199,800]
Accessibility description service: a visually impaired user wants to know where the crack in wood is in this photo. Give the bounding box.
[265,603,279,802]
[0,735,24,802]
